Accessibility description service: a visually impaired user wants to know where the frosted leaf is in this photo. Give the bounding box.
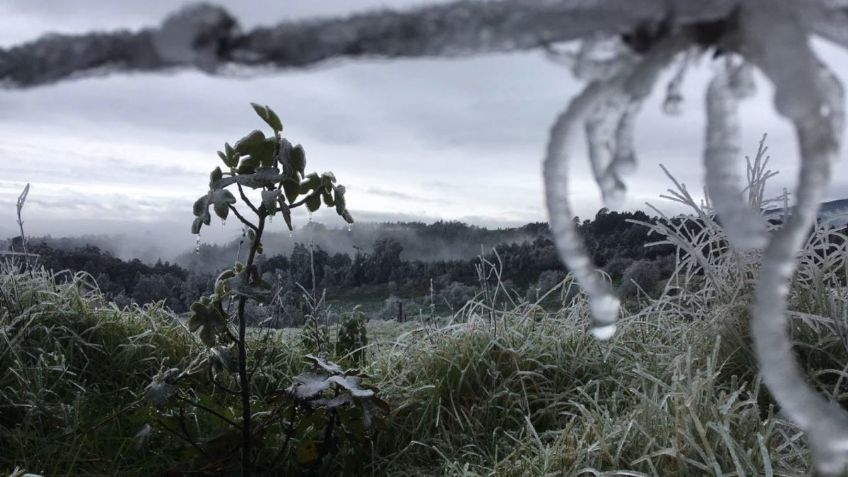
[740,0,848,474]
[703,59,767,249]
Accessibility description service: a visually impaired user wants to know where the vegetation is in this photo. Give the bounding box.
[17,211,675,323]
[3,158,848,475]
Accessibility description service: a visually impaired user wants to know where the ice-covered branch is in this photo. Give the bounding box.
[739,0,848,474]
[0,0,763,88]
[703,58,767,249]
[543,36,683,339]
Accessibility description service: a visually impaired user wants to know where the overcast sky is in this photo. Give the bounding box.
[2,1,848,259]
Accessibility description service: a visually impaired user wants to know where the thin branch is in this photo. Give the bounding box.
[155,416,210,459]
[228,205,258,232]
[237,183,259,216]
[174,394,241,429]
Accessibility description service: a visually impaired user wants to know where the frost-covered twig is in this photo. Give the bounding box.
[703,57,767,249]
[0,0,774,88]
[543,36,684,338]
[739,0,848,474]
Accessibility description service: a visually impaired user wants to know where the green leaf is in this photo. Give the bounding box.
[334,186,347,215]
[193,195,208,217]
[278,199,293,231]
[191,216,204,234]
[305,194,321,213]
[320,171,336,186]
[234,130,265,154]
[342,210,354,224]
[249,138,277,168]
[291,145,306,175]
[214,269,235,297]
[322,190,335,207]
[282,178,300,204]
[261,189,279,214]
[227,269,272,301]
[237,155,260,174]
[211,189,236,220]
[210,166,223,186]
[189,297,227,347]
[250,103,283,133]
[300,173,321,194]
[225,142,235,158]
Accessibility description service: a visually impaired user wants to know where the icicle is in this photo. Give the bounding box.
[740,1,848,474]
[194,234,201,255]
[703,58,767,249]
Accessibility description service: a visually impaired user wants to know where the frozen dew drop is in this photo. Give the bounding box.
[308,212,313,223]
[221,219,226,227]
[347,223,352,232]
[194,234,201,255]
[289,231,293,238]
[590,324,617,340]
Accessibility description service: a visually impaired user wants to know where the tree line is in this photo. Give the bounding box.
[14,210,676,319]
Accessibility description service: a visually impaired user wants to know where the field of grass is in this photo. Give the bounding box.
[2,238,848,476]
[3,163,848,475]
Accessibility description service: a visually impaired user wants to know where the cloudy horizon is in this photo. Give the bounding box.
[3,1,848,261]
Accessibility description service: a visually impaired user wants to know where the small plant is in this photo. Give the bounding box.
[144,103,368,476]
[336,307,368,367]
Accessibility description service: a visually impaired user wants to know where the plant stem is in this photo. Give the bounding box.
[238,211,266,477]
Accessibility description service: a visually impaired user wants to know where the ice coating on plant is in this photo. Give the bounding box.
[739,0,848,474]
[151,4,237,71]
[703,58,767,249]
[544,37,681,334]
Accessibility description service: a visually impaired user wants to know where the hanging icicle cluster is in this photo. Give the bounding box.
[545,1,848,474]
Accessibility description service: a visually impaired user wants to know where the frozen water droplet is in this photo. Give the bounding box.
[591,324,616,340]
[221,219,226,227]
[308,212,313,223]
[662,93,683,115]
[289,231,293,238]
[268,216,273,224]
[194,234,201,255]
[347,224,352,232]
